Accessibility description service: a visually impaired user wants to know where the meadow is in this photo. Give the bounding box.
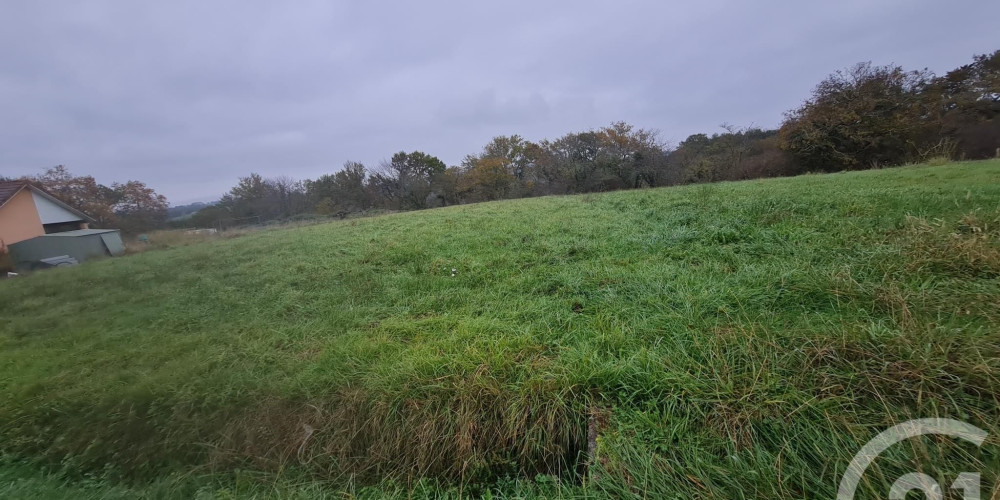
[1,160,999,498]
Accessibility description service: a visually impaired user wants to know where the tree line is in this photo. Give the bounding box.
[7,50,998,233]
[201,50,997,227]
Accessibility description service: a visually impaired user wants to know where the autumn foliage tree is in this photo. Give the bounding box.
[31,166,169,234]
[109,180,169,234]
[597,121,670,188]
[671,126,799,183]
[525,123,671,194]
[36,165,117,225]
[460,156,516,201]
[779,63,936,171]
[459,135,533,201]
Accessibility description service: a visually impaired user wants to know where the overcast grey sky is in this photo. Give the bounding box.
[1,1,997,204]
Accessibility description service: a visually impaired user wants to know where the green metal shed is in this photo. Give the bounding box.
[8,229,125,271]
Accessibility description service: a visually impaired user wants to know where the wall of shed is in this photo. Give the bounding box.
[8,234,116,270]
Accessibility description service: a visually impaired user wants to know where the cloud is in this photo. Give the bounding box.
[438,90,552,126]
[0,0,996,204]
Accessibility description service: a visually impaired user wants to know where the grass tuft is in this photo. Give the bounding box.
[899,210,1000,278]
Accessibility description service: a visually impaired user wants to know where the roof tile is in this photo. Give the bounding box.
[0,181,28,207]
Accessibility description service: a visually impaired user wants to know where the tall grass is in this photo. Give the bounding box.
[1,160,999,497]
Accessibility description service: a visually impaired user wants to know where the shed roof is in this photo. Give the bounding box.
[42,229,120,237]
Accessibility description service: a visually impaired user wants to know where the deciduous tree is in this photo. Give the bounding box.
[307,161,371,214]
[779,62,934,171]
[110,180,169,234]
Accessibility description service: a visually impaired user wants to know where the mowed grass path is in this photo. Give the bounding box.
[2,161,1000,498]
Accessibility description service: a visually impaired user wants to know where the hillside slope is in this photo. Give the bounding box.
[2,161,1000,498]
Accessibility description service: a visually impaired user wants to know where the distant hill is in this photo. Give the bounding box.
[167,201,217,221]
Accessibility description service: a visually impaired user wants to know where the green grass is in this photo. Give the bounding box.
[2,161,1000,498]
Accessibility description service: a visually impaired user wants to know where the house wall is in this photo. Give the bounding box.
[0,189,45,247]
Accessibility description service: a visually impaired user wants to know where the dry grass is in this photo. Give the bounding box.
[900,210,1000,278]
[123,229,224,254]
[214,385,587,484]
[128,212,398,255]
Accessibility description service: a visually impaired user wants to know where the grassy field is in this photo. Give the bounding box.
[2,160,999,498]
